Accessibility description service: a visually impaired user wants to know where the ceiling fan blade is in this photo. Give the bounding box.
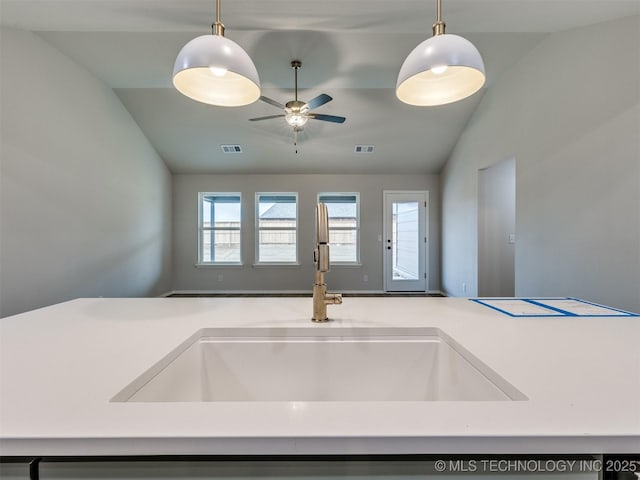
[259,96,285,110]
[305,93,333,110]
[308,113,346,124]
[248,115,285,121]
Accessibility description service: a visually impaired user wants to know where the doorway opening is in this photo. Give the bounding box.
[478,158,516,297]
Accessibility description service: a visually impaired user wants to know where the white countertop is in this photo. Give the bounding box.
[1,297,639,456]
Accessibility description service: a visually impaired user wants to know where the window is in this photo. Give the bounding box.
[318,193,359,264]
[198,193,242,264]
[256,193,298,264]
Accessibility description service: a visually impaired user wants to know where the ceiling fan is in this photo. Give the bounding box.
[249,60,346,138]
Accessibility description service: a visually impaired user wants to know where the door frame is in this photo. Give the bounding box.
[383,190,429,292]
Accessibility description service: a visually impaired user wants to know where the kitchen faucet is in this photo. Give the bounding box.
[312,203,342,322]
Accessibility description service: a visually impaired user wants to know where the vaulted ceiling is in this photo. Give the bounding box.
[2,1,638,173]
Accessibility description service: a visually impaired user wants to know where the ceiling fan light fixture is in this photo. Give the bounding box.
[172,0,260,107]
[285,112,309,128]
[396,0,485,106]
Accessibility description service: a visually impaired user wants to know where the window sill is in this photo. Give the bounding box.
[331,263,362,268]
[195,263,243,268]
[252,263,301,268]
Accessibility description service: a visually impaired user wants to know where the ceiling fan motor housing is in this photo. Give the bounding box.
[285,100,307,113]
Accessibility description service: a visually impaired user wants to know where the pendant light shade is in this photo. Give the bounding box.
[396,0,485,106]
[172,0,260,107]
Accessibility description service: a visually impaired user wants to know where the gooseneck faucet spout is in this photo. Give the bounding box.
[312,203,342,322]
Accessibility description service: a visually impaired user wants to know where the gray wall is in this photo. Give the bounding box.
[0,28,173,318]
[173,174,440,293]
[441,16,640,312]
[478,157,516,297]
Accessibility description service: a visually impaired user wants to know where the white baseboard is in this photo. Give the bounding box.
[161,289,310,296]
[161,289,445,297]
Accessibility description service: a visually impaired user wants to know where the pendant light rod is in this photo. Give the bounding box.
[212,0,225,36]
[292,60,302,102]
[433,0,446,36]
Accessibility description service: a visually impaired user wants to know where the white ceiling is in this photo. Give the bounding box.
[2,0,639,173]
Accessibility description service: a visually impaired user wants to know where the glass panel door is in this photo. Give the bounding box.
[384,191,427,292]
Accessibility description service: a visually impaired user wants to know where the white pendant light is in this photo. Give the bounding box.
[173,0,260,107]
[396,0,485,106]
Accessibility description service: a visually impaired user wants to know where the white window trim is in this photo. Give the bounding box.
[317,192,360,265]
[197,192,243,266]
[254,192,299,266]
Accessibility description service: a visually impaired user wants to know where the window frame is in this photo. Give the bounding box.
[317,192,361,266]
[255,192,299,266]
[197,192,243,266]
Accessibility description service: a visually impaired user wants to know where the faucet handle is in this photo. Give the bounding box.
[316,244,330,272]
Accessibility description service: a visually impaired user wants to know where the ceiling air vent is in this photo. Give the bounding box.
[221,144,243,154]
[354,145,375,154]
